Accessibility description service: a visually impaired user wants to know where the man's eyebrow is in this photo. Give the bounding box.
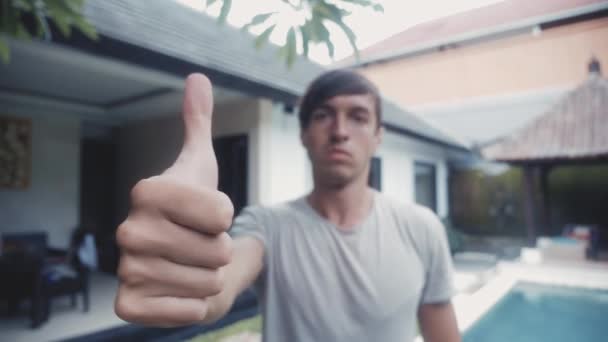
[349,105,372,114]
[314,104,335,112]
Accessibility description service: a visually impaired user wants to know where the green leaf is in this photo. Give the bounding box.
[318,6,360,61]
[372,4,384,12]
[339,0,372,5]
[338,0,383,12]
[74,16,98,40]
[279,0,301,10]
[285,27,296,67]
[204,0,221,8]
[254,24,276,49]
[312,18,330,42]
[319,2,349,18]
[0,36,9,63]
[241,12,276,32]
[51,14,72,37]
[46,0,77,37]
[1,0,23,35]
[60,0,85,14]
[34,13,48,38]
[218,0,231,24]
[12,0,33,11]
[325,38,335,58]
[15,22,31,39]
[49,0,81,16]
[335,18,359,59]
[313,3,332,18]
[300,25,310,57]
[312,21,334,58]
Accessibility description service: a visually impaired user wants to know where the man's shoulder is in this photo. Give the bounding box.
[374,192,444,239]
[239,196,306,221]
[375,192,435,221]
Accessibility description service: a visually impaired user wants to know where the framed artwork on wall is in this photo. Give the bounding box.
[0,115,32,189]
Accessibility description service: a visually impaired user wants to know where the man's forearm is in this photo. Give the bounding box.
[202,236,264,324]
[418,301,461,342]
[201,285,239,324]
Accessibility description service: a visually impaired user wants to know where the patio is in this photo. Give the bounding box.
[0,271,125,342]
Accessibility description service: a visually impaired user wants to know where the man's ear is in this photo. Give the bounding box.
[300,128,308,148]
[374,125,384,148]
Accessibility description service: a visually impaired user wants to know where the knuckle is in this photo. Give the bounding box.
[207,269,225,295]
[117,255,145,285]
[216,192,235,231]
[114,290,141,322]
[130,178,155,208]
[116,222,136,250]
[214,233,233,266]
[184,300,209,324]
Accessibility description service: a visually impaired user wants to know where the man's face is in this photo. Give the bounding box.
[301,93,383,187]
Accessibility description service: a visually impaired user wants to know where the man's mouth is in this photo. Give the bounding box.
[326,147,351,160]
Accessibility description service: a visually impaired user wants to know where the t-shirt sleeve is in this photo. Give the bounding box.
[416,207,456,304]
[229,206,267,248]
[228,206,269,293]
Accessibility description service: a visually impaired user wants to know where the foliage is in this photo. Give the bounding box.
[205,0,384,67]
[450,166,525,236]
[188,315,262,342]
[0,0,97,63]
[1,0,381,67]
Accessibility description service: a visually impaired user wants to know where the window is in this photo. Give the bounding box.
[414,161,437,212]
[368,157,382,191]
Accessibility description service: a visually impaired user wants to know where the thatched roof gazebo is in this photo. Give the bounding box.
[482,57,608,244]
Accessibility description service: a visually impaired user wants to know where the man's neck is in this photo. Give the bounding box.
[307,179,374,230]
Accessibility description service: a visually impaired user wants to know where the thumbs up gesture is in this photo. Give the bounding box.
[114,74,234,326]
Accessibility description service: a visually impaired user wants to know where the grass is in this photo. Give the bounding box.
[187,315,262,342]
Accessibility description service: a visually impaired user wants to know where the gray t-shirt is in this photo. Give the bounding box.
[230,191,455,342]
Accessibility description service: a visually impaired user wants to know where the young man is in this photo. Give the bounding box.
[114,70,460,341]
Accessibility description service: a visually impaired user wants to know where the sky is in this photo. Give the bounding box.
[175,0,505,65]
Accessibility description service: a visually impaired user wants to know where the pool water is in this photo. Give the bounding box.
[463,282,608,342]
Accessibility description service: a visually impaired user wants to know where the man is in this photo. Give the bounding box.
[114,70,460,341]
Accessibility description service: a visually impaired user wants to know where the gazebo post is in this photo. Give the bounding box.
[522,166,538,246]
[538,165,552,236]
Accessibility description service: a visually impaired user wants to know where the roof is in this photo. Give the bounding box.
[340,0,608,66]
[482,61,608,163]
[413,87,569,146]
[81,0,316,100]
[56,0,466,150]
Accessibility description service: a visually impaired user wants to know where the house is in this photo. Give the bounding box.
[342,0,608,148]
[0,0,467,272]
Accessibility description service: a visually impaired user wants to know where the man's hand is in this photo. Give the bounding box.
[114,74,235,327]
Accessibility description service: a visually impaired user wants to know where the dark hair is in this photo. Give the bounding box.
[298,69,382,130]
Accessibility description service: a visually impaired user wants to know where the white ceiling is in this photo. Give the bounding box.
[0,39,249,126]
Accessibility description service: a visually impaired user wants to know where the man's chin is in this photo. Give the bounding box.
[318,168,356,188]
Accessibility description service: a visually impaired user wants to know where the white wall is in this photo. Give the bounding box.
[0,109,80,248]
[257,103,311,205]
[377,131,450,218]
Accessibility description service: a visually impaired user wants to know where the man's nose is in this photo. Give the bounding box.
[330,115,349,142]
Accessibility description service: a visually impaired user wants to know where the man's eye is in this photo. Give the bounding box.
[312,111,329,120]
[351,112,369,123]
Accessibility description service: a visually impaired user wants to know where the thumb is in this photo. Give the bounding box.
[165,73,217,188]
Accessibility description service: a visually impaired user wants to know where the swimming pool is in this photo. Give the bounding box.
[463,282,608,342]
